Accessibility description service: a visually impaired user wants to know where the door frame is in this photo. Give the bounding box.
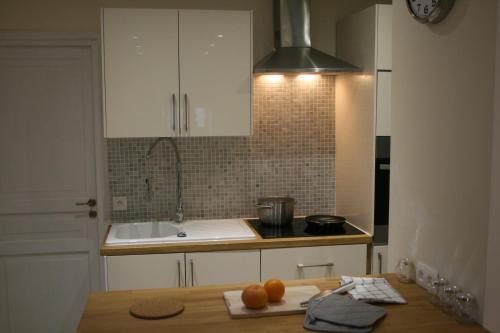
[0,32,108,291]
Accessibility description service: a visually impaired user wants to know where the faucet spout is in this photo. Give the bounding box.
[146,137,184,223]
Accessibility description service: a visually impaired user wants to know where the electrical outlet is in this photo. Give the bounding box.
[416,261,439,292]
[112,196,127,211]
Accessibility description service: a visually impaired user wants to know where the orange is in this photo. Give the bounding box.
[241,284,268,309]
[264,279,285,302]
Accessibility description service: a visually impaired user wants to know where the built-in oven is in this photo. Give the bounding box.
[374,136,390,245]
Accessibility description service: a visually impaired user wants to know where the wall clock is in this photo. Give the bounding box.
[406,0,455,24]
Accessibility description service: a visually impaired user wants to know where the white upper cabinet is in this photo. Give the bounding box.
[102,9,179,138]
[376,5,392,70]
[179,10,252,136]
[101,8,252,138]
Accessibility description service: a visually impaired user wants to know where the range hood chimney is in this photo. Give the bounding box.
[254,0,361,74]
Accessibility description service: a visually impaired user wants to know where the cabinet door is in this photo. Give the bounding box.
[186,250,260,287]
[376,71,392,136]
[261,245,367,281]
[179,10,252,136]
[102,8,179,138]
[372,245,388,274]
[376,5,392,70]
[106,253,185,291]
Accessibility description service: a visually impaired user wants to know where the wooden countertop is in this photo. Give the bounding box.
[77,274,487,333]
[100,220,372,256]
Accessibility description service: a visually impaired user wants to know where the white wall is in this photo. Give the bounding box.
[389,0,497,323]
[483,1,500,331]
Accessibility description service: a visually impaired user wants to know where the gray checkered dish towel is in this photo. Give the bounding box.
[340,276,407,304]
[303,277,406,332]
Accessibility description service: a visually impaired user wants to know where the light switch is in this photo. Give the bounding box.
[112,196,127,211]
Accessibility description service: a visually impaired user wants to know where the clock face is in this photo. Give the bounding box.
[407,0,438,20]
[406,0,455,24]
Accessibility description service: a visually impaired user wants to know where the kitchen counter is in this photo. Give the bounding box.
[77,274,487,333]
[100,220,372,256]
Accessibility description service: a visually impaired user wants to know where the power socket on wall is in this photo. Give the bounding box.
[416,261,439,292]
[112,196,127,211]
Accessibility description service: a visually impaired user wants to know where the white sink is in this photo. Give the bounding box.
[106,219,256,245]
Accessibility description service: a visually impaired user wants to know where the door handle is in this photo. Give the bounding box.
[378,252,383,274]
[172,94,177,134]
[297,263,334,269]
[177,260,182,288]
[190,259,194,287]
[75,199,96,207]
[184,93,189,134]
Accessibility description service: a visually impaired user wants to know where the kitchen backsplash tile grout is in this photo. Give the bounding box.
[107,75,336,222]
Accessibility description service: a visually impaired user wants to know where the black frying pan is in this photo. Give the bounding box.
[305,215,346,228]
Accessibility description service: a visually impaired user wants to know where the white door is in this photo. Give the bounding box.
[179,10,252,136]
[106,253,185,291]
[186,250,260,287]
[102,8,179,138]
[0,43,101,333]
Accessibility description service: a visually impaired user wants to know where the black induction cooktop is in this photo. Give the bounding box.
[248,217,365,239]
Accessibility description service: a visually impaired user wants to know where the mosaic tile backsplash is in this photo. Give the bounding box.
[107,75,336,222]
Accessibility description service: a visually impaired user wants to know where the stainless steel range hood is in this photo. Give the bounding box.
[254,0,361,74]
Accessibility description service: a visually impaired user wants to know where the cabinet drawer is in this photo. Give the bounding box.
[106,253,185,291]
[261,245,367,281]
[186,250,260,287]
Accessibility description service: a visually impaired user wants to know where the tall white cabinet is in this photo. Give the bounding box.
[336,5,392,273]
[102,8,252,138]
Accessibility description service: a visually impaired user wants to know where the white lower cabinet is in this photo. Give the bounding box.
[372,245,389,274]
[261,245,367,281]
[106,246,368,290]
[106,253,185,291]
[106,250,260,291]
[186,250,260,287]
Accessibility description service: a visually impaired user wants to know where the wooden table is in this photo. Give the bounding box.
[77,274,488,333]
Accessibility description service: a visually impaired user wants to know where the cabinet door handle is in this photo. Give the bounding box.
[189,259,194,287]
[177,260,182,288]
[379,164,390,170]
[172,94,177,134]
[184,93,189,134]
[378,252,383,274]
[297,263,334,269]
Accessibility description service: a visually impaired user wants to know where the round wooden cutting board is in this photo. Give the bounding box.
[129,298,184,320]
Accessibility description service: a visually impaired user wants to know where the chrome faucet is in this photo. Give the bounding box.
[146,137,184,223]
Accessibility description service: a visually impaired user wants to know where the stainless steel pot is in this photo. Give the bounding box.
[255,196,295,226]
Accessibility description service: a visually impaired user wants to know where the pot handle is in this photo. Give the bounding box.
[255,204,273,209]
